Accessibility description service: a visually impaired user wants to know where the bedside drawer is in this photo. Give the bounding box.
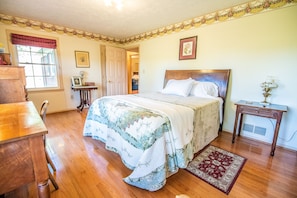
[239,106,260,114]
[258,108,273,116]
[238,105,280,119]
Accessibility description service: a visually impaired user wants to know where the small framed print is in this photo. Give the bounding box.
[179,36,197,60]
[75,51,90,68]
[72,76,82,86]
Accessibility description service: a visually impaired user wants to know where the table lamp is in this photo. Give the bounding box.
[260,79,278,105]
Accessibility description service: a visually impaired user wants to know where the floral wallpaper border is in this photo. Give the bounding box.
[0,0,296,45]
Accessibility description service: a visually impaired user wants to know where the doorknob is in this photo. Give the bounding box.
[108,80,112,83]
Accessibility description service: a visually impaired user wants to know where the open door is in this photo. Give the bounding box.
[126,48,139,94]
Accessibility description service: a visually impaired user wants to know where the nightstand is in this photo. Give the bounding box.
[232,100,287,156]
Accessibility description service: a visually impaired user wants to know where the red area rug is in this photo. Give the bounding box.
[186,145,246,194]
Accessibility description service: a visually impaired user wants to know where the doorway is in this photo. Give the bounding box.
[126,47,139,94]
[101,45,139,96]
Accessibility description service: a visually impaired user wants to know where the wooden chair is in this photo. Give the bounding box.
[40,100,59,190]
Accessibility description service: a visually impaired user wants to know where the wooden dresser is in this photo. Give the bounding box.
[0,101,50,197]
[0,66,28,103]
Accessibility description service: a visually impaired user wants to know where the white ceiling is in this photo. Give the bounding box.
[0,0,251,39]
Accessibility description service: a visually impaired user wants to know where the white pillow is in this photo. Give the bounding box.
[190,81,219,97]
[161,78,194,97]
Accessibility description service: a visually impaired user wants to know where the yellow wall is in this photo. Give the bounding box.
[131,5,297,150]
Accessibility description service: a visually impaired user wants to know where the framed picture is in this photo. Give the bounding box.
[75,51,90,68]
[179,36,197,60]
[72,76,82,86]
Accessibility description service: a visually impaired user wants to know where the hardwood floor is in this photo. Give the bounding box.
[38,110,297,197]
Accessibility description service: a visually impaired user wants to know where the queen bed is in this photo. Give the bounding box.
[83,69,230,191]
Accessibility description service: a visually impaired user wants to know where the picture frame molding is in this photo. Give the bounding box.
[179,36,197,60]
[71,76,82,87]
[75,51,90,68]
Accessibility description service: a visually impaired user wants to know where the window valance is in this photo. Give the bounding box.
[11,33,57,49]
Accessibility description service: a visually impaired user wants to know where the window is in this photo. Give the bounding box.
[16,45,58,88]
[11,33,61,90]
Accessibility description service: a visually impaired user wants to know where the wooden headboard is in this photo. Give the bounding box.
[164,69,231,130]
[164,69,231,102]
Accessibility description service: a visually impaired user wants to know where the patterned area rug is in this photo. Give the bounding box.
[186,145,247,194]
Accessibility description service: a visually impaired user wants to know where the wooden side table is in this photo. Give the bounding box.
[72,85,98,111]
[232,100,287,156]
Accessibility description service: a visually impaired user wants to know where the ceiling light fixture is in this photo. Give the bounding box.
[104,0,123,10]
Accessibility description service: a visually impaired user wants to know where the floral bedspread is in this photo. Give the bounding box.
[83,93,220,191]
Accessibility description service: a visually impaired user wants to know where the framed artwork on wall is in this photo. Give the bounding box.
[75,51,90,68]
[71,76,82,86]
[179,36,197,60]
